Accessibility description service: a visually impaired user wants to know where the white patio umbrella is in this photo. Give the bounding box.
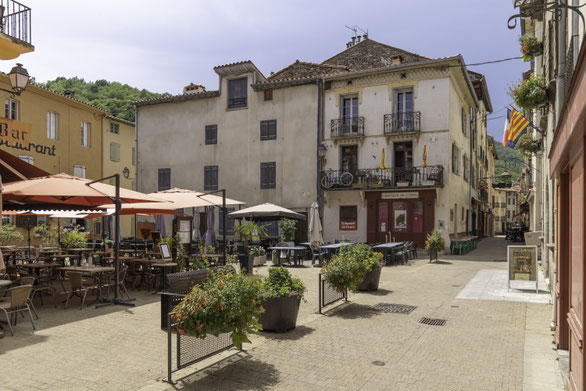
[228,203,306,221]
[308,201,323,246]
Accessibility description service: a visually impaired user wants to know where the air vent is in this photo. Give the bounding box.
[371,303,417,314]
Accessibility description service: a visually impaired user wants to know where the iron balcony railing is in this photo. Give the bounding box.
[330,116,365,138]
[321,165,443,190]
[0,0,31,44]
[384,111,421,134]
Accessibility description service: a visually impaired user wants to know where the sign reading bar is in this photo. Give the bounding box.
[340,220,357,231]
[381,191,419,200]
[0,117,56,156]
[507,245,538,292]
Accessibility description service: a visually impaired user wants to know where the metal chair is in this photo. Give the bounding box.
[407,241,418,259]
[103,264,130,299]
[64,272,99,310]
[0,285,36,336]
[275,242,291,265]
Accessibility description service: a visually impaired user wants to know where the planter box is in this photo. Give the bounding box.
[259,295,301,332]
[357,265,382,292]
[238,254,254,274]
[253,255,266,266]
[396,182,409,187]
[421,180,435,186]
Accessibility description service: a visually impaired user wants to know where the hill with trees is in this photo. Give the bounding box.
[36,77,170,122]
[494,142,524,182]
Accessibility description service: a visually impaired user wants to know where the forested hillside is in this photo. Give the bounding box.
[37,77,170,122]
[494,142,524,182]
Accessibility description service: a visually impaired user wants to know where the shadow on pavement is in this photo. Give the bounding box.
[259,325,315,341]
[329,303,381,319]
[368,288,394,296]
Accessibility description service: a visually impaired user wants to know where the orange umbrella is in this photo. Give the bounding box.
[94,201,184,216]
[2,173,164,206]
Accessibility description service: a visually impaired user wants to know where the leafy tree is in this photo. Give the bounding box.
[36,77,171,122]
[494,142,524,183]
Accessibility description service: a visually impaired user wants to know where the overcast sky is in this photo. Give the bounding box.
[19,0,526,140]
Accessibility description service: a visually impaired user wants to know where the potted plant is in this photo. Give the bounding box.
[322,243,385,293]
[0,223,23,245]
[60,226,88,249]
[172,267,263,349]
[519,35,542,62]
[250,246,267,266]
[258,266,305,332]
[233,221,267,273]
[279,219,297,242]
[516,134,542,157]
[509,74,548,111]
[425,228,445,263]
[33,223,59,248]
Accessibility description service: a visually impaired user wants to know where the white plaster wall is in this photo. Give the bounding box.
[322,191,367,243]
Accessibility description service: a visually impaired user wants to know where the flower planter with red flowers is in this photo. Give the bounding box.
[322,244,385,293]
[509,74,548,111]
[258,267,305,332]
[519,35,542,62]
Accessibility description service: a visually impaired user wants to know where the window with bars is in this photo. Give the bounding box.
[260,120,277,141]
[451,143,460,175]
[110,122,120,134]
[219,207,236,234]
[205,125,217,145]
[110,142,120,162]
[260,162,276,189]
[73,165,86,178]
[5,98,17,120]
[47,111,58,140]
[228,77,248,109]
[204,166,218,190]
[463,155,469,182]
[461,107,468,137]
[81,121,91,147]
[158,168,171,191]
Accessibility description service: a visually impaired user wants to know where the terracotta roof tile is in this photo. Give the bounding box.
[267,61,350,82]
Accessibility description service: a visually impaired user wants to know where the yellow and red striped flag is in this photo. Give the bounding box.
[506,108,530,148]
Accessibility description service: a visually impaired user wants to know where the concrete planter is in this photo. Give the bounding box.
[253,255,267,266]
[357,265,382,292]
[238,254,254,274]
[259,295,302,332]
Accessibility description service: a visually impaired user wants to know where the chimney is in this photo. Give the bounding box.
[183,83,206,95]
[351,36,356,45]
[357,36,361,43]
[363,33,368,40]
[64,90,75,99]
[346,42,351,48]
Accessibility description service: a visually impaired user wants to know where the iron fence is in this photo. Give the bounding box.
[384,111,421,134]
[321,165,444,190]
[318,272,347,314]
[163,312,235,384]
[0,0,31,44]
[330,116,365,138]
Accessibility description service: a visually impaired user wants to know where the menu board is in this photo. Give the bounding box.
[507,245,538,288]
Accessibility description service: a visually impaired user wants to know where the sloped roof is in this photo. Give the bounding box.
[267,61,349,82]
[321,39,430,71]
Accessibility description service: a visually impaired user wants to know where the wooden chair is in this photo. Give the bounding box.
[0,285,36,336]
[64,272,99,310]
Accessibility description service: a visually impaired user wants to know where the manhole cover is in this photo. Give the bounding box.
[419,317,447,326]
[372,360,386,366]
[371,303,417,314]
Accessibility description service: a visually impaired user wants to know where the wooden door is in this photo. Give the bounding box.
[556,172,570,350]
[568,153,584,391]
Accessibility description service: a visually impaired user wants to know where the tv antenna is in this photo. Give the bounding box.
[345,25,368,38]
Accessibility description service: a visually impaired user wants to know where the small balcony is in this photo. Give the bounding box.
[330,117,365,139]
[0,0,33,60]
[321,165,444,190]
[384,111,421,139]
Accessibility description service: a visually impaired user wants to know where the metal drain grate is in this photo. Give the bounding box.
[419,317,447,326]
[371,303,417,314]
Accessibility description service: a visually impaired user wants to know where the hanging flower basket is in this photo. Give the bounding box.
[509,75,548,111]
[516,134,542,156]
[519,35,542,62]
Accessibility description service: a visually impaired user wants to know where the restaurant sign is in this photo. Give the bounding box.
[0,117,56,156]
[507,245,538,292]
[340,220,357,230]
[382,191,418,199]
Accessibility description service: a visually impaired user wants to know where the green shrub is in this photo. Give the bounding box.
[0,224,23,245]
[322,244,384,293]
[249,246,266,257]
[60,226,88,249]
[259,266,305,300]
[279,219,297,242]
[33,223,59,247]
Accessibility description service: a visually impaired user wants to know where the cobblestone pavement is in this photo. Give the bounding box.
[0,237,562,390]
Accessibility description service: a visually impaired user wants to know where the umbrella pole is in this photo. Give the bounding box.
[222,189,226,266]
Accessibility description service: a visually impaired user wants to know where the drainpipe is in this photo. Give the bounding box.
[316,78,324,231]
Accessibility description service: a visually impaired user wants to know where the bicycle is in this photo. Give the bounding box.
[321,170,354,188]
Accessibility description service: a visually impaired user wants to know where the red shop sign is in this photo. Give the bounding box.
[340,220,357,231]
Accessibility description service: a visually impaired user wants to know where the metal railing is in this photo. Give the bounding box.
[384,111,421,134]
[163,312,235,384]
[330,116,365,138]
[321,165,444,190]
[0,0,31,44]
[228,97,247,109]
[318,272,347,314]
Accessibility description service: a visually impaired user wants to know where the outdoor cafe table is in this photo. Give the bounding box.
[57,266,115,305]
[151,262,178,291]
[267,246,307,266]
[18,262,61,276]
[373,242,406,264]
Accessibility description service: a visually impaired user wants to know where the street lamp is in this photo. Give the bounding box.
[122,166,130,179]
[0,63,30,96]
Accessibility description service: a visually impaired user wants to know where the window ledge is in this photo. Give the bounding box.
[226,106,248,112]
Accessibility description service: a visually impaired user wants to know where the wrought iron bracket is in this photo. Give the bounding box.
[508,0,586,30]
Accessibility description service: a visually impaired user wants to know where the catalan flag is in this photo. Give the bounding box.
[507,109,530,148]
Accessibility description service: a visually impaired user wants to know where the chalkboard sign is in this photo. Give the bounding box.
[507,245,538,292]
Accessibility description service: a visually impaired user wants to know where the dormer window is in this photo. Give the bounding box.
[228,77,248,109]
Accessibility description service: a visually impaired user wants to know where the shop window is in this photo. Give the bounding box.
[340,205,357,230]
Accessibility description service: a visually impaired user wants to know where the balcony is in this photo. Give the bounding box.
[0,0,33,60]
[384,112,420,138]
[330,117,365,140]
[321,165,443,190]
